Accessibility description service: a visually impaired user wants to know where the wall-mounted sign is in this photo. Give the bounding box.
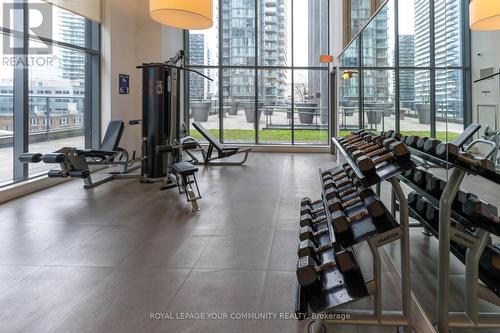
[119,74,130,95]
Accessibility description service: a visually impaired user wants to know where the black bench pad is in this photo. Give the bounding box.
[173,162,198,175]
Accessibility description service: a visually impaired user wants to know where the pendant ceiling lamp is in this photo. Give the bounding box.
[150,0,213,30]
[470,0,500,31]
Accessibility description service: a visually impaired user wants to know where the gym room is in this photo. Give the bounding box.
[0,0,500,332]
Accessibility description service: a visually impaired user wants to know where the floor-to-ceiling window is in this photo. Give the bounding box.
[0,1,100,186]
[338,0,469,140]
[186,0,330,145]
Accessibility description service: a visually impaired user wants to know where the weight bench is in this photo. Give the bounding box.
[19,120,138,189]
[184,122,251,166]
[171,162,201,212]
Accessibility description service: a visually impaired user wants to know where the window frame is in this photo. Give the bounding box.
[0,0,100,186]
[184,0,331,146]
[338,0,471,137]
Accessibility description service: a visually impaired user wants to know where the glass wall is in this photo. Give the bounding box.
[338,0,469,140]
[0,1,99,186]
[186,0,330,145]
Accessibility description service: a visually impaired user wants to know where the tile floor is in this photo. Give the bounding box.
[0,152,499,333]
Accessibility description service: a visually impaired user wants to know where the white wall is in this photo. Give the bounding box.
[471,31,500,133]
[100,0,183,155]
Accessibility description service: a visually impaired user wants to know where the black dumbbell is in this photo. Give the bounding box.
[463,197,499,224]
[301,197,322,208]
[339,131,368,144]
[300,214,327,228]
[403,168,415,180]
[332,196,387,234]
[299,225,329,242]
[296,256,337,287]
[42,153,67,163]
[391,131,403,141]
[423,138,441,155]
[297,239,333,259]
[324,186,358,201]
[357,142,410,175]
[452,191,477,213]
[47,170,70,178]
[416,198,433,216]
[426,205,439,224]
[327,188,375,213]
[426,177,446,198]
[416,137,430,151]
[351,138,398,162]
[343,134,375,149]
[405,136,420,148]
[435,143,495,171]
[382,130,395,138]
[413,170,432,188]
[324,176,353,191]
[408,192,421,209]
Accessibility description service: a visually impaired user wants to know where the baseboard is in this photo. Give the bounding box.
[0,176,70,204]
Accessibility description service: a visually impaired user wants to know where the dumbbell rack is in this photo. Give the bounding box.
[296,137,416,333]
[398,145,500,333]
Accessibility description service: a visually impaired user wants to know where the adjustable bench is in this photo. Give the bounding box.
[19,120,138,189]
[184,122,251,166]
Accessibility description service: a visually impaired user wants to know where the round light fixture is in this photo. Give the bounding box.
[470,0,500,31]
[150,0,213,30]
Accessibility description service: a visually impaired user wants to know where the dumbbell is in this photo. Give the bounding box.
[324,175,354,191]
[405,136,420,148]
[452,191,477,213]
[416,137,430,151]
[403,168,415,180]
[423,138,441,155]
[327,188,375,213]
[413,170,432,188]
[347,136,386,156]
[300,214,327,228]
[340,130,366,142]
[356,142,410,175]
[324,186,358,201]
[391,131,403,141]
[351,138,398,162]
[321,167,345,179]
[339,131,368,144]
[407,191,420,208]
[332,196,387,234]
[299,225,329,242]
[416,198,433,216]
[382,130,395,138]
[463,197,499,223]
[340,133,371,147]
[300,204,324,217]
[296,247,358,286]
[301,197,322,209]
[426,177,446,198]
[324,168,352,184]
[426,205,439,225]
[297,239,333,259]
[435,143,495,171]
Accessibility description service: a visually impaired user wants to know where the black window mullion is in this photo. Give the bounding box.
[12,0,29,181]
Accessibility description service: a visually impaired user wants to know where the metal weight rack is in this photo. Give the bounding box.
[296,136,416,333]
[397,144,500,332]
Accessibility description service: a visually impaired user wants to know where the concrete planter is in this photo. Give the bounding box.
[191,101,211,122]
[226,101,240,115]
[243,102,262,123]
[366,110,383,125]
[416,104,431,124]
[297,103,317,125]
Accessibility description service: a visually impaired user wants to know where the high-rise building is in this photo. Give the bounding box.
[221,0,288,103]
[399,35,416,109]
[414,0,463,119]
[59,12,86,81]
[189,34,206,101]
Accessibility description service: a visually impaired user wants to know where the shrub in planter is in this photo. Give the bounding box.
[366,109,383,125]
[243,102,262,123]
[226,101,240,115]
